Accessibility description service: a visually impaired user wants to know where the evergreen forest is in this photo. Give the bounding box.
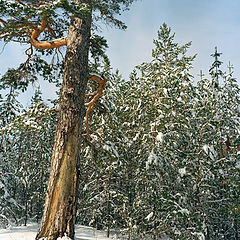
[0,23,240,240]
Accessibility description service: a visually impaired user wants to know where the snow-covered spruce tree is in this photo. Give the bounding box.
[140,24,200,239]
[78,67,157,239]
[77,68,128,236]
[222,62,240,153]
[116,70,159,239]
[190,70,216,238]
[190,48,240,239]
[220,63,240,240]
[13,90,56,226]
[113,23,199,239]
[0,87,23,227]
[110,70,150,239]
[76,60,151,238]
[0,89,57,226]
[199,48,240,239]
[81,67,153,239]
[0,1,137,239]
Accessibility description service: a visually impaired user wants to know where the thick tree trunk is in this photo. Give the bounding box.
[36,2,92,240]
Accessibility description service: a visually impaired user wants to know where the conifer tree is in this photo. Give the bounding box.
[115,23,198,239]
[77,69,127,234]
[1,1,137,239]
[193,48,240,239]
[0,88,57,226]
[0,86,23,227]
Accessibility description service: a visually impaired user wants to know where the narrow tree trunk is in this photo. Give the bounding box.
[36,2,92,239]
[24,181,28,226]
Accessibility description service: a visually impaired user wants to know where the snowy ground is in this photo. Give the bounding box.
[0,223,120,240]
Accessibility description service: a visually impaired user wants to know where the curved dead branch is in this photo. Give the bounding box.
[1,15,66,49]
[30,20,66,50]
[85,74,106,140]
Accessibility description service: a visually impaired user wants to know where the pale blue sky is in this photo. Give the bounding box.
[0,0,240,105]
[104,0,240,79]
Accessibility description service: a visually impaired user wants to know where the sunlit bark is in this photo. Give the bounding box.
[35,1,92,239]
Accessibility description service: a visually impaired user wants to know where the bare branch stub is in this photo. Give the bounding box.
[84,74,106,140]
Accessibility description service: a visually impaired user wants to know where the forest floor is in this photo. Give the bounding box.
[0,223,120,240]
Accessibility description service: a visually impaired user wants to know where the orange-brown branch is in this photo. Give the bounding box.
[30,19,66,50]
[84,75,106,140]
[224,135,231,154]
[24,44,34,68]
[1,15,66,49]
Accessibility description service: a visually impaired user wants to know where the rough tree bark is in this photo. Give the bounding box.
[35,1,92,239]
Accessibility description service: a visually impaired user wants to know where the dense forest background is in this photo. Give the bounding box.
[0,24,240,240]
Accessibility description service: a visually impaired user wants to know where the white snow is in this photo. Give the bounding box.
[103,141,119,158]
[203,144,208,154]
[146,149,159,169]
[163,88,168,96]
[0,223,119,240]
[178,208,189,215]
[156,132,164,142]
[177,97,183,102]
[178,167,186,177]
[192,231,205,240]
[202,144,217,160]
[133,132,140,141]
[40,233,72,240]
[236,161,240,169]
[57,236,71,240]
[145,212,154,221]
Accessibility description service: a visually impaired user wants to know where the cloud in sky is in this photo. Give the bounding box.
[0,0,240,104]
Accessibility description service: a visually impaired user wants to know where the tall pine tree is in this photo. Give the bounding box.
[1,1,137,239]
